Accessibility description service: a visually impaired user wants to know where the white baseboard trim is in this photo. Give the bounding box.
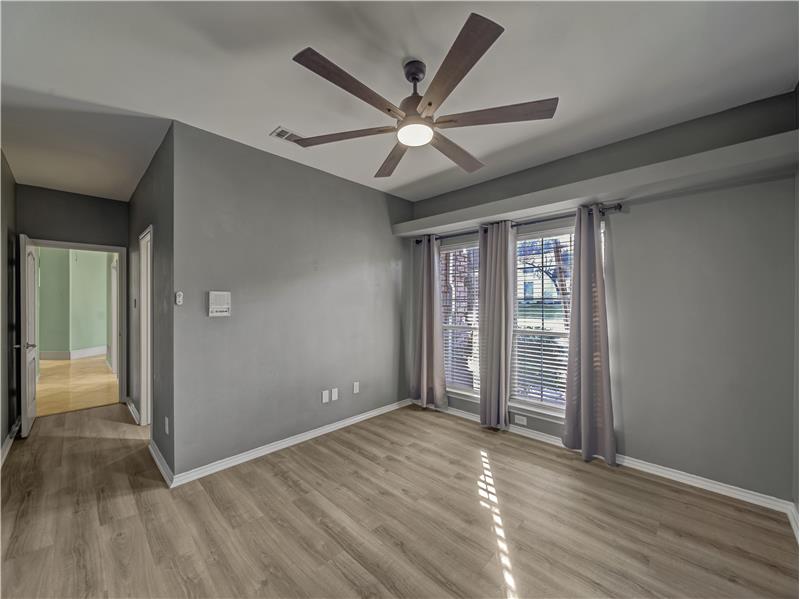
[788,505,799,541]
[440,405,798,542]
[149,440,174,487]
[1,418,20,466]
[126,399,141,425]
[41,346,107,360]
[70,345,107,360]
[156,399,412,489]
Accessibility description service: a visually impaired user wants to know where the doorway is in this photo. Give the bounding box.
[18,237,127,434]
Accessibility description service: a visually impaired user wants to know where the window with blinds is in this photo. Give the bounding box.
[440,245,480,394]
[512,230,573,408]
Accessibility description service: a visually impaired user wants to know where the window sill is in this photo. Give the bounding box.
[509,400,565,424]
[446,388,479,403]
[446,390,565,425]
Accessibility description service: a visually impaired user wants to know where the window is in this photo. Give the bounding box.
[512,230,574,408]
[440,245,480,394]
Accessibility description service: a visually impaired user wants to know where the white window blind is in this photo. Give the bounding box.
[440,245,480,394]
[512,229,574,408]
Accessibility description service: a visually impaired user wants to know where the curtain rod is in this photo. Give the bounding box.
[417,202,624,243]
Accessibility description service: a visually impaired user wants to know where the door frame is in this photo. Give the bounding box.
[29,238,128,412]
[138,226,153,427]
[110,256,119,375]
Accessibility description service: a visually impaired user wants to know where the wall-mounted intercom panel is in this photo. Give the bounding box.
[208,291,231,317]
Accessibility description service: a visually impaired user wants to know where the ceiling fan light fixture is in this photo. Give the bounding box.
[397,122,433,147]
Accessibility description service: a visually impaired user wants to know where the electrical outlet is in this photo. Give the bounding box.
[165,416,170,435]
[332,388,339,401]
[321,390,330,404]
[353,381,360,394]
[513,414,527,426]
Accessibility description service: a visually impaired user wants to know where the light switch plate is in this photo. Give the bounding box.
[332,388,339,401]
[321,390,330,404]
[513,414,527,426]
[353,381,360,394]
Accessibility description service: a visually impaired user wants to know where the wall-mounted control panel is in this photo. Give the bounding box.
[208,291,231,317]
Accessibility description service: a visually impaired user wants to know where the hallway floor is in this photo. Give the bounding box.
[36,356,118,416]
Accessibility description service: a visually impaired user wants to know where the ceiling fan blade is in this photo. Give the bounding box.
[294,48,405,120]
[417,13,504,118]
[430,132,484,173]
[375,143,408,177]
[293,126,396,148]
[435,97,559,129]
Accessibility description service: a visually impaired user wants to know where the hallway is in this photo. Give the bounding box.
[36,356,118,416]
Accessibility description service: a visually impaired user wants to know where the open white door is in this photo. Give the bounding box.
[19,235,37,437]
[139,228,152,426]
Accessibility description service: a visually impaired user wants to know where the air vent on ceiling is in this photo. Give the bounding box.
[269,126,301,143]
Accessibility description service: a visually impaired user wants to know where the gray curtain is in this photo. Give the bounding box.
[563,206,616,465]
[410,235,446,409]
[479,221,516,428]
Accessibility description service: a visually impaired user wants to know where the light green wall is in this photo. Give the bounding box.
[38,247,70,352]
[106,253,115,363]
[69,250,108,351]
[37,248,109,355]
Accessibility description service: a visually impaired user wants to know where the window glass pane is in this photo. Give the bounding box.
[512,232,573,407]
[511,333,569,406]
[440,246,480,393]
[442,327,480,391]
[440,247,480,327]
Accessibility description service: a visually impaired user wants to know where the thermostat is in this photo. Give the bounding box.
[208,291,231,317]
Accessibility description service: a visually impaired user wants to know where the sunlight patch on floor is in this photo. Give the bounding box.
[478,449,517,599]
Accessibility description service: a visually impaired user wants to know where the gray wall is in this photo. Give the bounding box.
[447,395,563,438]
[16,184,128,247]
[413,91,798,219]
[445,175,796,500]
[1,152,17,441]
[794,174,799,512]
[604,176,795,500]
[171,121,412,474]
[128,125,174,469]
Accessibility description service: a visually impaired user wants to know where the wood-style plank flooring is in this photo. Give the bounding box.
[36,356,118,416]
[2,403,797,598]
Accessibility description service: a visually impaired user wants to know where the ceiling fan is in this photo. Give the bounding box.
[288,13,558,178]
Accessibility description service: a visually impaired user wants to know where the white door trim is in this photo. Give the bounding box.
[19,235,37,437]
[110,257,119,375]
[138,226,153,427]
[28,237,128,411]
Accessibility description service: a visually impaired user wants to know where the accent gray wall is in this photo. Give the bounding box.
[15,184,128,247]
[444,176,795,500]
[413,91,798,219]
[794,173,798,512]
[447,395,562,438]
[128,125,174,469]
[171,121,412,474]
[1,152,17,440]
[604,176,795,500]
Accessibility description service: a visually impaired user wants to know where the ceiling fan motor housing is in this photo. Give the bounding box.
[403,59,426,84]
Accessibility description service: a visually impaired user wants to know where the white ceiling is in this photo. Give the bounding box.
[2,2,797,202]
